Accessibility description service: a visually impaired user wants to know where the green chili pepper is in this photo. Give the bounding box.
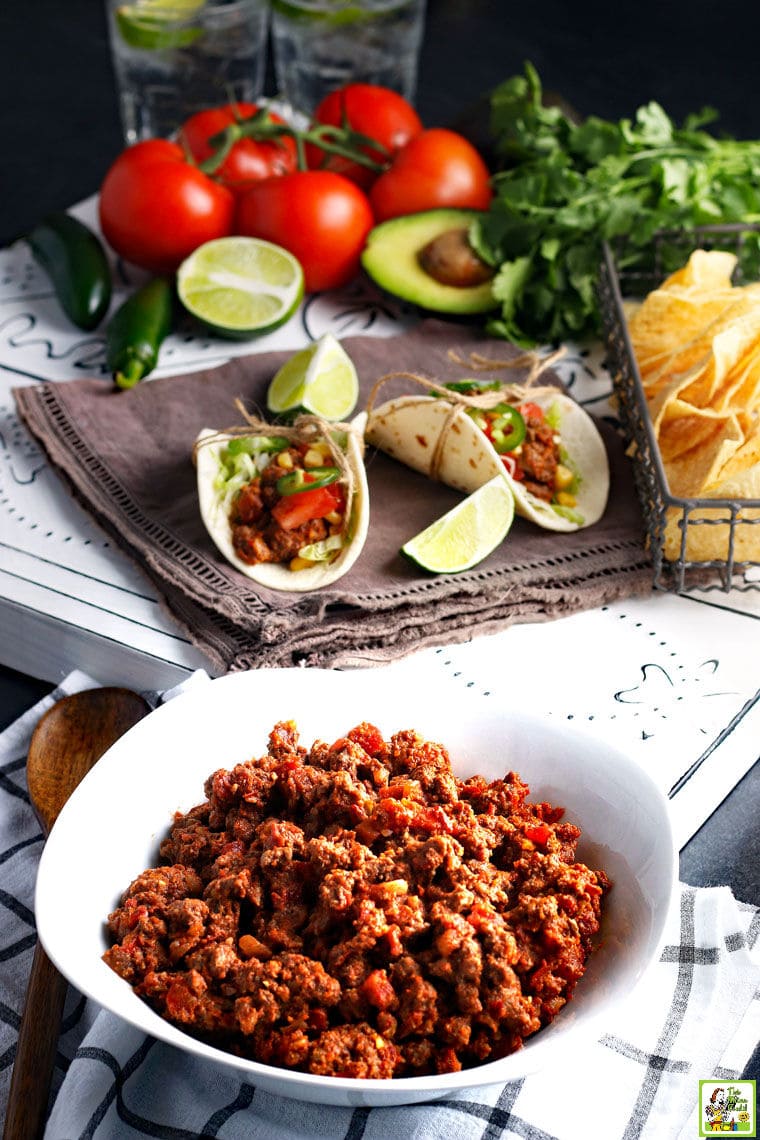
[466,402,526,452]
[276,466,340,496]
[443,379,501,395]
[106,276,173,389]
[26,212,112,331]
[489,405,526,453]
[226,436,289,457]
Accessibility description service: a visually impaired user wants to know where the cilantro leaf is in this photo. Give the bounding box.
[477,62,760,345]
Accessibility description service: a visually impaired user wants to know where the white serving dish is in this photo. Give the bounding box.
[35,668,676,1107]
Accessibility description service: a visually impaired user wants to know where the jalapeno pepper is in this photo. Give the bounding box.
[26,211,112,331]
[276,466,340,496]
[106,276,173,389]
[488,404,526,453]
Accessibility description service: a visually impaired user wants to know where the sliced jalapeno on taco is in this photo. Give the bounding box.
[365,381,609,532]
[194,413,369,590]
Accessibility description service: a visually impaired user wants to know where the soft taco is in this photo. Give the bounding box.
[365,379,609,531]
[195,413,369,591]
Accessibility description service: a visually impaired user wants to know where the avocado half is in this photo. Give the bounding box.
[361,208,498,315]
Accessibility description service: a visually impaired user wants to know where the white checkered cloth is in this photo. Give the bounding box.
[2,671,758,1140]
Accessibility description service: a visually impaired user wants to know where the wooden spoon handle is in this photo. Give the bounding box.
[3,942,69,1140]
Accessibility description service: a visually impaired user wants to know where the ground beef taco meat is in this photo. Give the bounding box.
[103,722,610,1078]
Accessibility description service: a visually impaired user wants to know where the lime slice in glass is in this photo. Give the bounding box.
[115,0,205,50]
[270,0,374,26]
[267,334,359,420]
[177,237,304,339]
[401,475,516,573]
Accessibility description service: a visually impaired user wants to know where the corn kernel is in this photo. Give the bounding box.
[289,556,315,571]
[277,450,294,469]
[555,463,574,491]
[555,491,577,508]
[325,510,342,525]
[304,447,324,467]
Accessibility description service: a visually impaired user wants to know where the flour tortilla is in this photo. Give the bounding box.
[195,418,369,591]
[365,392,609,531]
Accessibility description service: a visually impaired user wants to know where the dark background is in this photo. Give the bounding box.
[1,0,758,1079]
[1,0,758,247]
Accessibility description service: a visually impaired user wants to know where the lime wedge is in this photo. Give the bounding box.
[270,0,374,26]
[267,334,359,420]
[177,237,304,339]
[402,475,515,573]
[115,0,205,50]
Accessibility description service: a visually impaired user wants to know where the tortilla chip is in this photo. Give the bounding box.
[658,410,743,497]
[636,292,760,398]
[629,287,739,374]
[659,248,738,291]
[627,248,760,563]
[663,502,760,563]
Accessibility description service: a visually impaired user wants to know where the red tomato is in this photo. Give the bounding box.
[306,83,423,189]
[369,128,493,222]
[519,402,545,421]
[272,482,344,530]
[99,139,235,273]
[236,171,374,292]
[180,103,298,194]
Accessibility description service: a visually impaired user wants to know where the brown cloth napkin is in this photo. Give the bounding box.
[14,320,654,670]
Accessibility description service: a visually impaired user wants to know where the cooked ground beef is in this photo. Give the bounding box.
[229,446,340,566]
[519,412,559,501]
[103,722,610,1079]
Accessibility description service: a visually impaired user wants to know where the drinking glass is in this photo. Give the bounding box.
[270,0,426,116]
[105,0,270,144]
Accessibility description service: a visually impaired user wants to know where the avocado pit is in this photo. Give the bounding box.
[417,227,495,289]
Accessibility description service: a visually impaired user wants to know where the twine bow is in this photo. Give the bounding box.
[364,347,565,482]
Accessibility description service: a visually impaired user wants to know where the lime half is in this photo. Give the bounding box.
[267,334,359,420]
[115,0,205,50]
[177,237,304,339]
[402,475,515,573]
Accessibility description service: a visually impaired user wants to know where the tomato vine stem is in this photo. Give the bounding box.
[194,106,390,176]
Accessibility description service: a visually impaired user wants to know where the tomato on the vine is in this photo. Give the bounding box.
[369,128,493,222]
[99,139,235,273]
[180,103,298,194]
[236,170,374,293]
[306,83,423,189]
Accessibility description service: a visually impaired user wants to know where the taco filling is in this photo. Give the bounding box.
[455,385,581,520]
[196,413,370,591]
[217,435,349,571]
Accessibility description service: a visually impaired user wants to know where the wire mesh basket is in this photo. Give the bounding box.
[598,223,760,594]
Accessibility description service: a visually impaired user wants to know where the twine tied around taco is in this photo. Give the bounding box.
[364,349,611,533]
[193,401,370,591]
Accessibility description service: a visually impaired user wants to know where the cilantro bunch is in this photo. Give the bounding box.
[471,62,760,346]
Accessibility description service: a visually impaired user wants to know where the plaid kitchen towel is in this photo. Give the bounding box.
[1,673,758,1140]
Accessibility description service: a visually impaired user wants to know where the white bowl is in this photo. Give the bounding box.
[35,669,676,1108]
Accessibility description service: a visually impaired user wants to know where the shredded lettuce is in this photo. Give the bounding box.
[298,534,343,562]
[552,503,585,525]
[545,400,562,431]
[214,438,280,498]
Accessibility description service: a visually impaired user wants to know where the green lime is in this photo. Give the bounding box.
[267,334,359,420]
[115,0,204,50]
[177,237,304,339]
[401,475,515,573]
[270,0,376,26]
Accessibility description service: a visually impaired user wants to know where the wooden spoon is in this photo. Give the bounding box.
[3,686,151,1140]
